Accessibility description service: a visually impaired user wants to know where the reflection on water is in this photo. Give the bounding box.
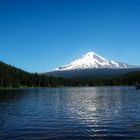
[0,87,140,140]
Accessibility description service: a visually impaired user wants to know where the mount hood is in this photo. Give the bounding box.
[53,52,135,71]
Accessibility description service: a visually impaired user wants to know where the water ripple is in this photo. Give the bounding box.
[0,87,140,140]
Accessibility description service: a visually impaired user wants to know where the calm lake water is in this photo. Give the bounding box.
[0,87,140,140]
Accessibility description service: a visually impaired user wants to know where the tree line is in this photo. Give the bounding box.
[0,61,140,88]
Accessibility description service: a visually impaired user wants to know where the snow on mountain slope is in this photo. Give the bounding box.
[53,52,135,71]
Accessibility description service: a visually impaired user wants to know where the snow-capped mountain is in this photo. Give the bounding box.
[53,52,134,71]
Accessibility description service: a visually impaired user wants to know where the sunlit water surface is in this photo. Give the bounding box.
[0,87,140,140]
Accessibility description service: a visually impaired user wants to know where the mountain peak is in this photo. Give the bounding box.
[84,51,96,56]
[53,51,136,71]
[83,51,99,58]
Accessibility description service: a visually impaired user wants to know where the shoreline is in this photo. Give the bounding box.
[0,85,135,90]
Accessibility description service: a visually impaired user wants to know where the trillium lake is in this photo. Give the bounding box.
[0,87,140,140]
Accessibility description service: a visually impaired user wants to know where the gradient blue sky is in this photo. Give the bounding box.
[0,0,140,72]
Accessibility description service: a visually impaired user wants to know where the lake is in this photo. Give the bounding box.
[0,87,140,140]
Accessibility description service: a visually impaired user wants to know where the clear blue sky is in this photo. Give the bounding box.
[0,0,140,72]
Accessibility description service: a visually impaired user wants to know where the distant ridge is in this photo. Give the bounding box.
[53,52,136,71]
[0,60,140,87]
[46,51,139,78]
